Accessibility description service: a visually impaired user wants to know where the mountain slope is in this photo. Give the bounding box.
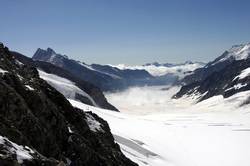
[182,43,250,85]
[33,48,201,90]
[12,51,118,111]
[33,48,155,91]
[174,43,250,103]
[0,43,137,165]
[68,88,250,166]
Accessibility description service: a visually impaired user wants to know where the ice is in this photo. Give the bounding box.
[69,86,250,166]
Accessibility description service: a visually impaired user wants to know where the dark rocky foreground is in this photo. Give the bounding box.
[0,43,137,165]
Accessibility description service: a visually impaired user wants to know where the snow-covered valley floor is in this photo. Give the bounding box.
[69,86,250,166]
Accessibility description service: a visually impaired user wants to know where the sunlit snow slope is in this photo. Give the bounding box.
[70,86,250,166]
[38,70,98,106]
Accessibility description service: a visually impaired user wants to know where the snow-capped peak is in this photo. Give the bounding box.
[227,43,250,60]
[212,43,250,65]
[33,48,69,63]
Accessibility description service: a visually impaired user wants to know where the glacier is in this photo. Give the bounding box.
[69,86,250,166]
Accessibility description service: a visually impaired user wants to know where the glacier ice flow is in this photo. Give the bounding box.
[69,86,250,166]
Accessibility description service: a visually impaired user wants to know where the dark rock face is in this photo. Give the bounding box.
[12,51,118,111]
[0,44,137,166]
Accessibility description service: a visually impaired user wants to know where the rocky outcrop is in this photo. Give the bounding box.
[0,43,137,166]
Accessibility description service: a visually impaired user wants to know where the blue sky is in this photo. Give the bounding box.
[1,0,250,65]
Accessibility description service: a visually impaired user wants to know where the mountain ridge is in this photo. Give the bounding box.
[33,48,190,90]
[0,43,137,165]
[12,51,118,111]
[174,42,250,104]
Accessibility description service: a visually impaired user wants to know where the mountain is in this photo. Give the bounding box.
[0,43,137,165]
[33,48,204,90]
[12,51,118,111]
[33,48,155,91]
[181,43,250,85]
[111,61,205,84]
[174,43,250,103]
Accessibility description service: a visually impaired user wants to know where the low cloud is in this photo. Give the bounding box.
[105,86,180,114]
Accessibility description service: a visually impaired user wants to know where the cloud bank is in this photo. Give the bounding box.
[105,86,181,114]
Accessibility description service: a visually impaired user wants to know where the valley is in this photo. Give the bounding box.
[71,86,250,166]
[1,1,250,165]
[1,42,250,165]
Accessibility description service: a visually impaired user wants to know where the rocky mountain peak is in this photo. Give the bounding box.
[33,48,69,65]
[46,47,56,54]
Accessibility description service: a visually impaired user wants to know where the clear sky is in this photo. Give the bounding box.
[1,0,250,65]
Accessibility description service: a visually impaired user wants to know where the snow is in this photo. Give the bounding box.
[17,74,24,81]
[68,126,74,133]
[15,59,24,66]
[85,113,103,132]
[234,67,250,80]
[110,62,203,78]
[212,43,250,65]
[69,86,250,166]
[25,85,35,91]
[0,68,8,74]
[225,83,248,92]
[48,53,57,62]
[38,69,98,107]
[0,135,34,164]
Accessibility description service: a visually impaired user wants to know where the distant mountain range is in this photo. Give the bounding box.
[33,48,204,91]
[174,43,250,104]
[111,61,205,79]
[33,48,153,91]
